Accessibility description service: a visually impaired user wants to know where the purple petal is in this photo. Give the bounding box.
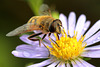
[77,21,90,40]
[57,62,65,67]
[78,58,95,67]
[71,60,79,67]
[81,49,100,58]
[81,21,91,35]
[84,45,100,50]
[47,60,60,67]
[84,20,100,40]
[66,62,71,67]
[34,30,42,34]
[85,31,100,46]
[74,59,84,67]
[68,12,76,37]
[20,34,51,47]
[12,44,49,58]
[27,58,55,67]
[20,35,37,45]
[75,14,86,39]
[59,13,68,34]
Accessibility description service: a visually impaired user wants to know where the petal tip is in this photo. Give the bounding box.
[70,11,75,15]
[12,51,19,57]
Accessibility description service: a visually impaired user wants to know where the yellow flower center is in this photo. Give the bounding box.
[47,29,87,61]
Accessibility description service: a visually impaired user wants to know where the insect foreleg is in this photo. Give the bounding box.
[56,33,59,40]
[48,33,59,47]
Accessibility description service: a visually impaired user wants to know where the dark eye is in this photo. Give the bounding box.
[57,23,60,26]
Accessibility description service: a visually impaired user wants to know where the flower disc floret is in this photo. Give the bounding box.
[47,30,87,61]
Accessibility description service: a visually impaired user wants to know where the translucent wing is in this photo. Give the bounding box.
[39,4,51,16]
[6,24,29,36]
[6,16,41,37]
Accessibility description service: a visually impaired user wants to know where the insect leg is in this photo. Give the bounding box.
[56,33,59,40]
[40,34,51,57]
[48,33,59,47]
[42,34,47,40]
[39,34,47,46]
[28,32,43,45]
[28,32,43,39]
[28,33,47,47]
[39,34,50,57]
[40,40,50,58]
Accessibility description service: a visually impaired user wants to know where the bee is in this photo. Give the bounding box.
[6,4,62,46]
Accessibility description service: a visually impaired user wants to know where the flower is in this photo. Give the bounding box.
[12,12,100,67]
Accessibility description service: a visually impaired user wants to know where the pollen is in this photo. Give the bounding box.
[47,29,87,61]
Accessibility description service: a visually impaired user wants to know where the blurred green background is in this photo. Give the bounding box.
[0,0,100,67]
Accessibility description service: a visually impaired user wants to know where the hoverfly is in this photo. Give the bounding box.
[6,4,62,46]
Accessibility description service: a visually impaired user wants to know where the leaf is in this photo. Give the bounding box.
[26,0,44,15]
[52,11,59,19]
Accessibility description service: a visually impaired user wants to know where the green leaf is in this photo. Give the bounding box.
[26,0,44,15]
[83,57,91,61]
[79,57,91,61]
[52,11,59,19]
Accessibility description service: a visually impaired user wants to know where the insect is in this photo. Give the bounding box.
[6,4,62,46]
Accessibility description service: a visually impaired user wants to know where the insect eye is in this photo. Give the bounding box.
[57,23,59,26]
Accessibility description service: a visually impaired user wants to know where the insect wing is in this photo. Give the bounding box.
[39,4,51,16]
[6,24,28,36]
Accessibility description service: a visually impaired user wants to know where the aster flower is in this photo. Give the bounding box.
[12,12,100,67]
